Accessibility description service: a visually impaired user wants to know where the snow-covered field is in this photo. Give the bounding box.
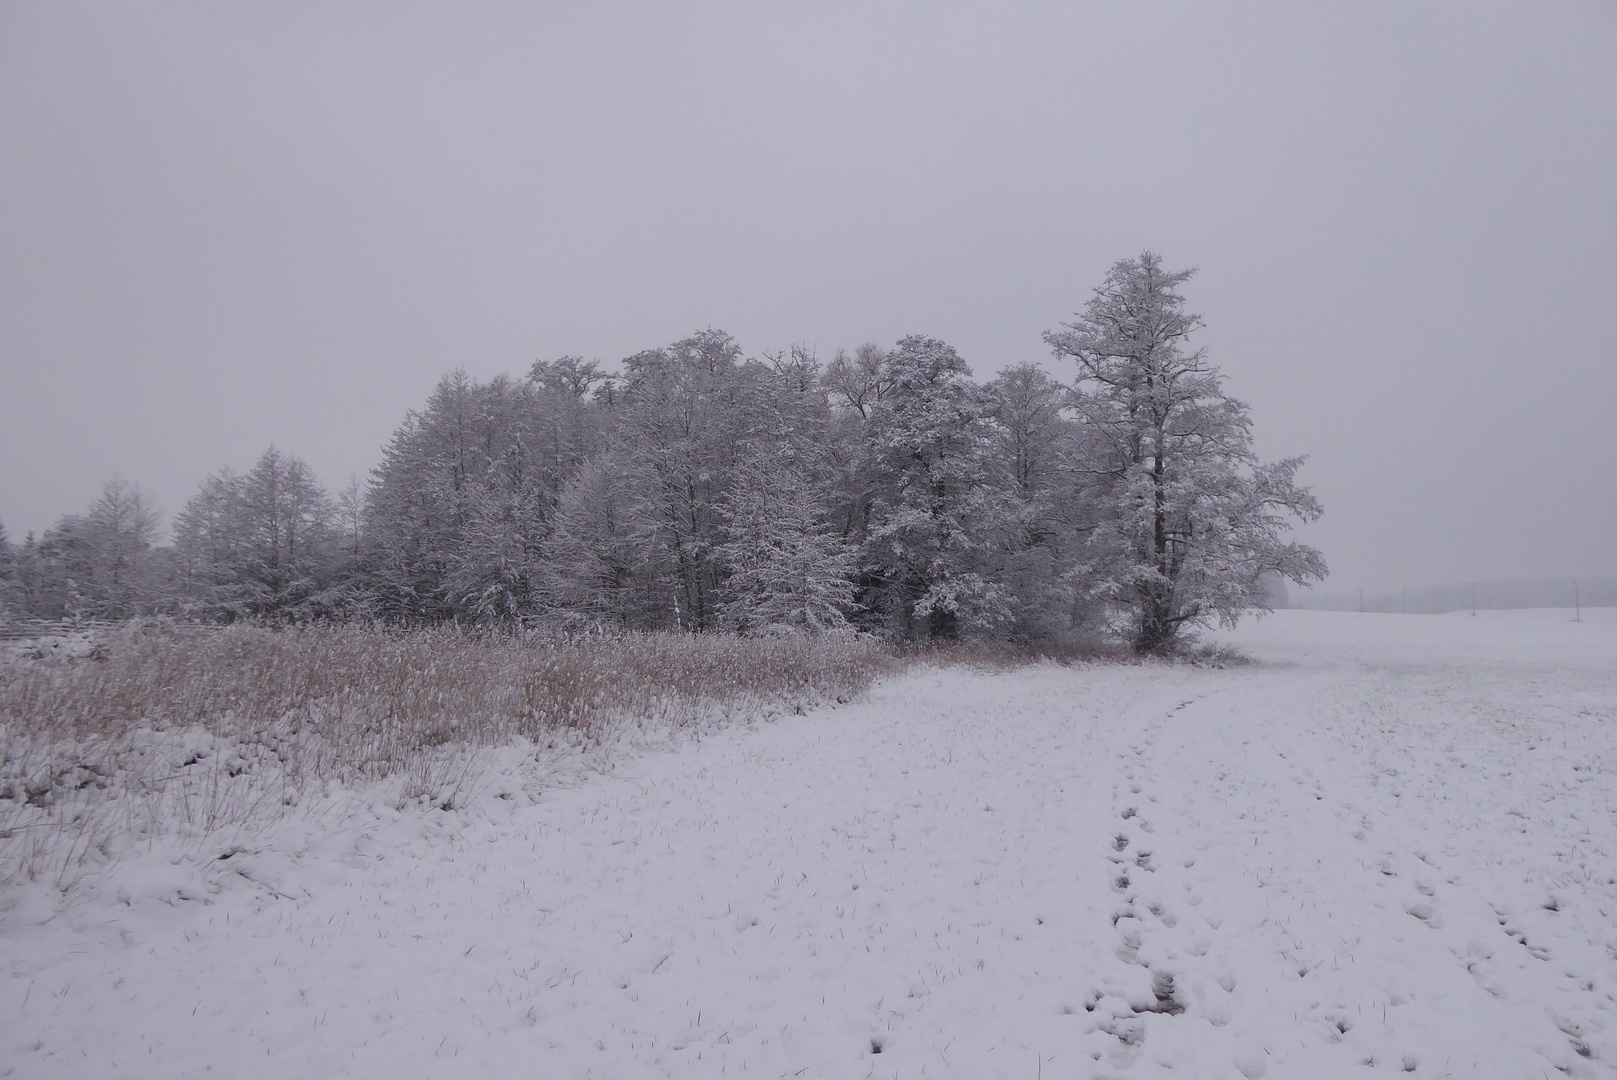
[4,609,1616,1078]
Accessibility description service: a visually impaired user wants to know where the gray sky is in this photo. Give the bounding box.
[2,1,1613,594]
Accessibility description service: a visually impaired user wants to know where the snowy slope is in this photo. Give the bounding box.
[3,609,1616,1078]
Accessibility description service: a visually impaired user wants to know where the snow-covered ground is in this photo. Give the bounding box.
[4,608,1616,1078]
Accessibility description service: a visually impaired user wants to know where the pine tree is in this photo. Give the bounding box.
[1044,252,1325,653]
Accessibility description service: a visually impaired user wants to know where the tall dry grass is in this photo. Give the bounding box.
[0,622,892,889]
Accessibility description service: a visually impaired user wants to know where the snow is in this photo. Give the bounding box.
[4,608,1617,1078]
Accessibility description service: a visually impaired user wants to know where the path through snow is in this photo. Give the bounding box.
[4,609,1616,1078]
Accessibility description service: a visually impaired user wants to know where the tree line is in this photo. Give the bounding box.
[0,254,1325,653]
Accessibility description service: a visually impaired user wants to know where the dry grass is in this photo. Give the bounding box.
[0,622,893,889]
[898,636,1136,673]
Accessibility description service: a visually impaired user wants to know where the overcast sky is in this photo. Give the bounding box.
[2,1,1613,594]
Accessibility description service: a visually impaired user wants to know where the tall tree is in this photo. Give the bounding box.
[615,329,751,631]
[986,364,1095,642]
[334,477,366,561]
[84,477,164,618]
[1044,252,1325,653]
[715,458,859,634]
[0,520,16,617]
[175,448,338,620]
[365,371,579,623]
[24,478,165,621]
[862,335,1015,639]
[543,452,664,629]
[526,358,613,515]
[173,468,247,616]
[821,343,892,419]
[239,448,335,617]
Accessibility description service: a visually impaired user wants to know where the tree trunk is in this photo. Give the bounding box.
[1133,585,1177,654]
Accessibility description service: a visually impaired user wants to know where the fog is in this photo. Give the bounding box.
[2,1,1613,595]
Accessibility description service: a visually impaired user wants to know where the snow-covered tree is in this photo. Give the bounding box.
[334,477,365,561]
[173,468,247,615]
[364,370,601,623]
[446,475,547,627]
[238,448,336,617]
[83,477,164,618]
[527,357,613,512]
[543,453,664,629]
[985,364,1097,642]
[0,520,17,617]
[615,329,751,631]
[175,448,339,620]
[715,459,859,634]
[364,373,476,621]
[1044,252,1325,653]
[821,343,892,419]
[528,355,608,399]
[989,364,1070,496]
[862,336,1016,639]
[19,478,166,621]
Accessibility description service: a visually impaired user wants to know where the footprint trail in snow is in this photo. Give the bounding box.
[3,608,1616,1078]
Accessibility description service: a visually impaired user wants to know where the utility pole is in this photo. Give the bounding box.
[1574,578,1582,622]
[1471,582,1477,616]
[1402,588,1408,614]
[1358,588,1364,612]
